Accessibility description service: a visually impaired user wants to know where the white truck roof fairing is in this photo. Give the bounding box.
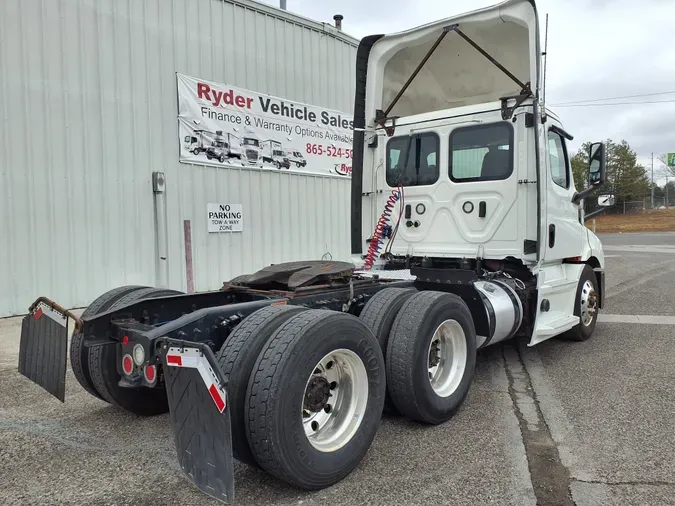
[365,0,540,121]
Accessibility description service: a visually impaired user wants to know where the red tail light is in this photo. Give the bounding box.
[122,354,134,375]
[144,364,157,384]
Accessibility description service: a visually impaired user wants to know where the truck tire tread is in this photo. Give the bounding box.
[245,310,385,489]
[386,291,477,424]
[70,285,149,400]
[359,287,416,353]
[561,264,599,341]
[88,287,182,416]
[215,304,307,466]
[359,287,416,413]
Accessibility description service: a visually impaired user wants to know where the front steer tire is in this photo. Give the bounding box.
[561,264,599,342]
[386,291,477,425]
[215,304,308,466]
[245,310,386,490]
[88,287,183,416]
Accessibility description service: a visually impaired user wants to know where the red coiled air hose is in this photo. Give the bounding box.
[364,185,403,270]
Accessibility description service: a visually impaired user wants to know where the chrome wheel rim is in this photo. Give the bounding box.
[302,349,368,453]
[427,319,468,398]
[580,280,598,326]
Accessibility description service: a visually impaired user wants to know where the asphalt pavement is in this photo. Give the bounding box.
[1,232,674,506]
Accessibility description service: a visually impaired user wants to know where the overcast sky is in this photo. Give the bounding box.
[264,0,675,183]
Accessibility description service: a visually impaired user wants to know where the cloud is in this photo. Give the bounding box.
[265,0,675,163]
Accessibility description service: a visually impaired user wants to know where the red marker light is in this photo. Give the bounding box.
[122,354,134,375]
[144,364,156,383]
[122,335,129,345]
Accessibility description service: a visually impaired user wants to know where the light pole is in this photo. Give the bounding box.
[651,152,654,208]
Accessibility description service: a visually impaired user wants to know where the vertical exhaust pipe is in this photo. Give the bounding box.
[333,14,343,30]
[280,0,286,10]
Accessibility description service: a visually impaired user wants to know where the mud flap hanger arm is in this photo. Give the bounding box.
[29,296,83,332]
[375,24,533,134]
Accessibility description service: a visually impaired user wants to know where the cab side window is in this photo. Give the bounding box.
[386,132,440,187]
[449,123,514,182]
[548,130,569,189]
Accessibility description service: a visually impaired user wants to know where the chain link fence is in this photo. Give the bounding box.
[584,194,675,217]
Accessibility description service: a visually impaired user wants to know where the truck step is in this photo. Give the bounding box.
[531,313,579,345]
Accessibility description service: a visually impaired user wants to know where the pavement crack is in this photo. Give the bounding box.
[503,343,575,506]
[573,478,675,487]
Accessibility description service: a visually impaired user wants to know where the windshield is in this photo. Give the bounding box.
[243,138,260,147]
[213,140,226,148]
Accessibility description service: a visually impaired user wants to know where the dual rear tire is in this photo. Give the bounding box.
[218,289,477,491]
[216,307,386,490]
[359,288,477,424]
[70,285,182,416]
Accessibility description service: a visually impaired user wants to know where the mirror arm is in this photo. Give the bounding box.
[583,207,607,222]
[572,187,593,205]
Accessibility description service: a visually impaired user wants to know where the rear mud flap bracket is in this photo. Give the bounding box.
[159,339,235,504]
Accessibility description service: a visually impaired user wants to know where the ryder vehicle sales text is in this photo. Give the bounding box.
[197,82,354,130]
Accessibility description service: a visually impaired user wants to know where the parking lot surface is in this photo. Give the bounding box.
[2,232,675,506]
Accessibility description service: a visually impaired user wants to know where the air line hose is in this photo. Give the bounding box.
[363,185,403,270]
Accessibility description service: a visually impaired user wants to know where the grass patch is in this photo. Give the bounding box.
[586,208,675,233]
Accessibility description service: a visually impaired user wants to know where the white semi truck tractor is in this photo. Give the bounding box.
[241,130,263,167]
[17,1,609,503]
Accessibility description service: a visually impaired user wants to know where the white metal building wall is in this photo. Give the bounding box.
[0,0,358,317]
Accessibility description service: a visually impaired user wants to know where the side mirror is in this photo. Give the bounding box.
[588,142,606,187]
[597,194,615,207]
[572,141,607,204]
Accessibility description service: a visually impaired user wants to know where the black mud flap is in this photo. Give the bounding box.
[159,339,235,504]
[18,303,69,402]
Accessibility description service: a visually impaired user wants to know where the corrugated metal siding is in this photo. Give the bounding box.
[0,0,357,316]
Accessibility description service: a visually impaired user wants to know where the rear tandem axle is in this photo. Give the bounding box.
[18,260,543,503]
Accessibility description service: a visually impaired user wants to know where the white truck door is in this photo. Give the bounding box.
[542,126,582,264]
[382,112,523,260]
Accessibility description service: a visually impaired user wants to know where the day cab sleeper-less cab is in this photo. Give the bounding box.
[17,1,608,503]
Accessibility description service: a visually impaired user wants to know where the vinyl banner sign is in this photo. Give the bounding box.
[177,73,353,177]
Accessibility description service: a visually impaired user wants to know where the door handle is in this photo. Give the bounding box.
[404,204,411,219]
[548,224,556,248]
[478,201,486,218]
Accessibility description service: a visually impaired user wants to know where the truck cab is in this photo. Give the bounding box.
[184,135,200,154]
[261,139,290,168]
[206,131,229,163]
[242,135,263,167]
[352,0,607,345]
